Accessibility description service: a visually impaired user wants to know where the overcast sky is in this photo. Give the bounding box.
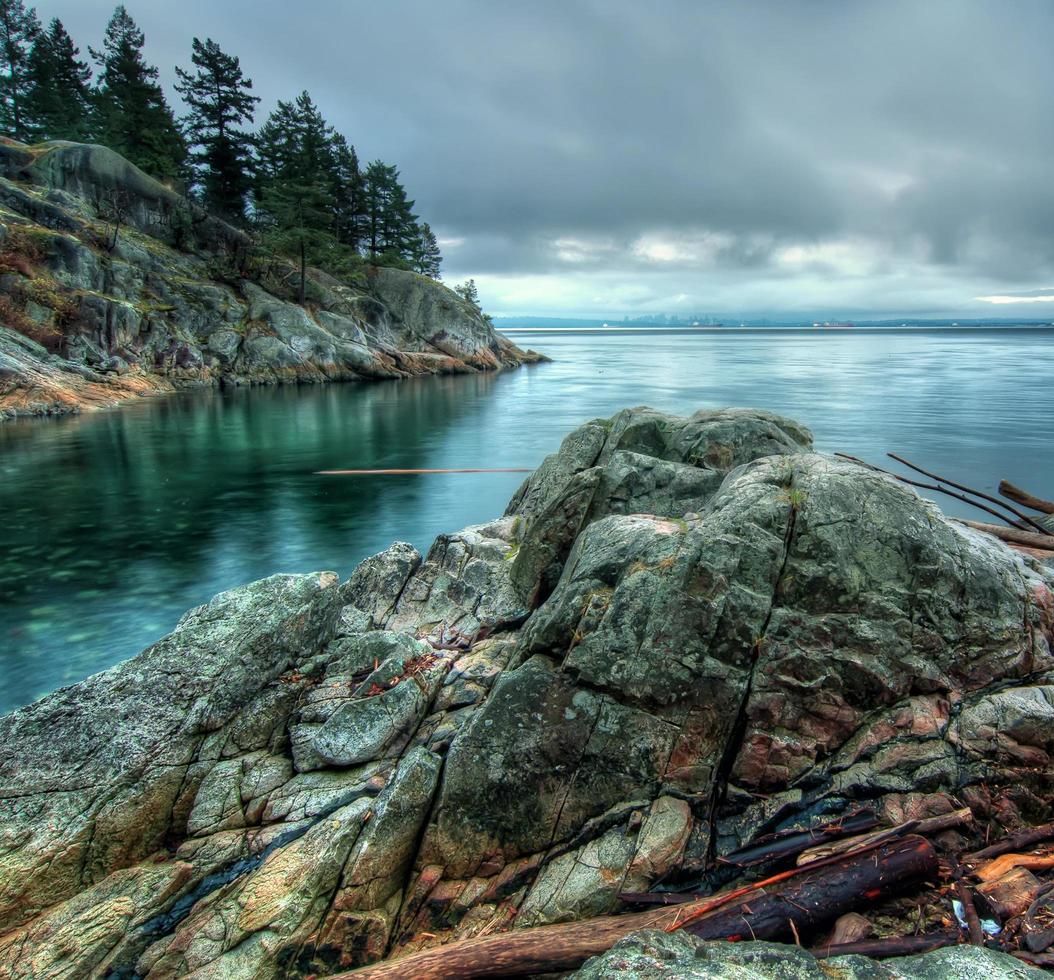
[41,0,1054,318]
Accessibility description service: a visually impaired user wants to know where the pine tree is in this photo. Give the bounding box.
[23,18,92,141]
[330,133,367,251]
[363,160,419,264]
[413,222,442,279]
[174,37,259,220]
[254,92,338,303]
[0,0,40,140]
[91,6,186,181]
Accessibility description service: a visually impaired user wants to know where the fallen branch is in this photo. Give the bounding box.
[834,454,1032,530]
[967,823,1054,862]
[950,856,984,947]
[812,930,960,960]
[716,809,880,868]
[952,519,1054,552]
[1000,480,1054,515]
[339,837,937,980]
[887,453,1051,535]
[796,809,972,865]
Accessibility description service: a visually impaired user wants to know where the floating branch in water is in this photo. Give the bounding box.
[316,467,532,475]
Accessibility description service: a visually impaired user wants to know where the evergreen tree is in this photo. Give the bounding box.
[363,160,418,263]
[413,222,442,279]
[254,92,338,302]
[23,18,92,141]
[91,6,186,181]
[0,0,40,140]
[174,37,259,220]
[330,133,367,251]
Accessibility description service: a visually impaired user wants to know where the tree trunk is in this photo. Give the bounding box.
[298,237,306,306]
[337,836,937,980]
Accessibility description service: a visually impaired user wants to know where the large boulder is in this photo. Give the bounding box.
[1,407,1052,978]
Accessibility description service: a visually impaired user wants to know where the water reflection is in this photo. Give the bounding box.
[1,328,1051,712]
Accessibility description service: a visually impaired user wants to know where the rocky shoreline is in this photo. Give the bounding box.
[1,406,1052,978]
[0,139,544,421]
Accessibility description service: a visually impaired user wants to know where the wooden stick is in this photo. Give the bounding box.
[812,930,960,960]
[1000,480,1054,515]
[834,454,1031,530]
[796,809,972,865]
[966,823,1054,862]
[337,837,937,980]
[949,856,984,946]
[716,810,880,868]
[887,453,1052,535]
[952,519,1054,551]
[316,468,533,475]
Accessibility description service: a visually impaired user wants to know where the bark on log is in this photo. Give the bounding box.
[967,823,1054,862]
[681,836,937,944]
[811,930,960,960]
[952,519,1054,551]
[1000,480,1054,515]
[338,837,937,980]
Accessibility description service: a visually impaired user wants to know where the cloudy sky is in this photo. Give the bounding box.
[44,0,1054,318]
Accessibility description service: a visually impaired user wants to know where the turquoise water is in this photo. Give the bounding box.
[2,327,1052,714]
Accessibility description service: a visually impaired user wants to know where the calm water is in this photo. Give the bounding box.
[2,327,1052,714]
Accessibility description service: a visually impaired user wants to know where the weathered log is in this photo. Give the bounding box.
[717,809,879,868]
[339,837,938,980]
[967,823,1054,862]
[680,835,938,943]
[796,808,972,865]
[887,453,1052,535]
[976,867,1044,921]
[1000,480,1054,515]
[975,852,1054,883]
[951,519,1054,551]
[812,930,960,960]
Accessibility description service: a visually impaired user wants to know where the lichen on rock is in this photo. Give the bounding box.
[1,406,1052,978]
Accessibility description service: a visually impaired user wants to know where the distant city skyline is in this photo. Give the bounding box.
[43,0,1054,318]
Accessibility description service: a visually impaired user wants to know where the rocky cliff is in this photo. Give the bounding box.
[1,407,1052,979]
[0,139,543,420]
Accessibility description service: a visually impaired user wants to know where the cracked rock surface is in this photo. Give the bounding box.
[1,406,1052,978]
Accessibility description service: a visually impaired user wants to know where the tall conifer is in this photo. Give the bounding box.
[23,18,92,141]
[175,37,258,220]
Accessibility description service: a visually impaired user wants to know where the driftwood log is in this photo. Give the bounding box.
[1000,480,1054,515]
[967,823,1054,862]
[952,519,1054,552]
[811,930,960,960]
[340,836,937,980]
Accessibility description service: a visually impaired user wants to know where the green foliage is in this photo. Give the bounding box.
[413,222,442,279]
[90,5,186,181]
[0,0,41,139]
[174,37,259,220]
[454,278,490,322]
[23,18,92,141]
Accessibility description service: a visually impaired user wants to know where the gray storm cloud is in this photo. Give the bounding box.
[46,0,1054,317]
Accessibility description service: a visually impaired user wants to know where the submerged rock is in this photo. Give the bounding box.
[1,406,1052,978]
[0,139,544,420]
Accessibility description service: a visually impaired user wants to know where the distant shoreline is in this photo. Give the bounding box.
[502,323,1054,334]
